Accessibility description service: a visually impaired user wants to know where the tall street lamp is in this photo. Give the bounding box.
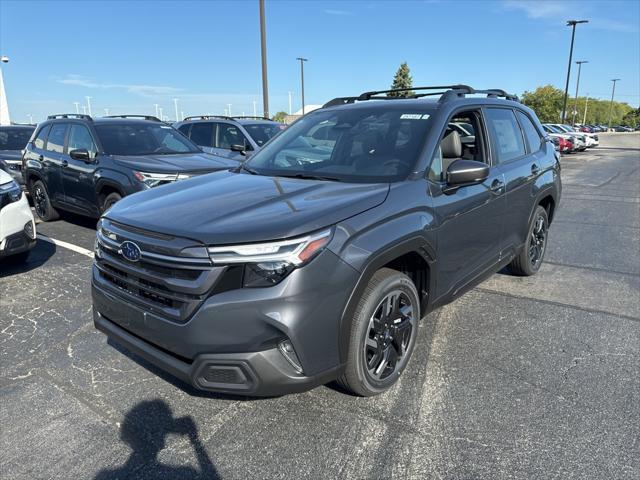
[0,54,11,125]
[259,0,269,118]
[297,57,307,115]
[74,102,80,114]
[173,98,179,122]
[86,96,92,116]
[572,60,588,125]
[608,79,621,129]
[561,20,588,123]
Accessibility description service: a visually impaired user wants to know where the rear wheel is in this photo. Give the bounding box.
[510,205,549,276]
[32,180,59,222]
[338,268,420,397]
[101,192,122,213]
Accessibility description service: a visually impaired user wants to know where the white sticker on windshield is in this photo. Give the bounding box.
[160,126,172,129]
[400,114,430,120]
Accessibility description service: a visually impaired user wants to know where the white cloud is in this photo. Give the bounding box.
[502,0,569,19]
[324,9,353,16]
[58,74,181,96]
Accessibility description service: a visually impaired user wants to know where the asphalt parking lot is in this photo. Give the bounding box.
[1,133,639,480]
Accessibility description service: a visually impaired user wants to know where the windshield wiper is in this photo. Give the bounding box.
[235,163,260,175]
[277,173,342,182]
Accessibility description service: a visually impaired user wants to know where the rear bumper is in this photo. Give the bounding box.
[94,307,340,396]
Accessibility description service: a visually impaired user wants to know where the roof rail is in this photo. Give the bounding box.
[47,114,93,121]
[103,115,162,122]
[182,115,234,121]
[322,85,519,108]
[233,116,272,121]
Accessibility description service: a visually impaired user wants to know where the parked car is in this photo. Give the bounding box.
[551,135,573,154]
[0,169,36,262]
[612,125,633,132]
[549,124,598,148]
[174,116,286,162]
[93,85,561,397]
[22,114,237,221]
[0,124,36,191]
[543,124,583,152]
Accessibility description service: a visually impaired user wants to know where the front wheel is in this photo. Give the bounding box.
[509,205,549,276]
[338,268,420,397]
[32,180,60,222]
[101,192,122,213]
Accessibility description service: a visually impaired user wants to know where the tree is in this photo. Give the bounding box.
[272,111,287,123]
[521,85,564,123]
[622,107,639,127]
[388,62,414,97]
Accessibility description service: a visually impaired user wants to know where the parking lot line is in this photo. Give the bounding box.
[36,234,94,258]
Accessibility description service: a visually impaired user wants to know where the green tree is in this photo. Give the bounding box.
[272,111,287,123]
[388,62,414,97]
[521,85,564,123]
[622,107,639,127]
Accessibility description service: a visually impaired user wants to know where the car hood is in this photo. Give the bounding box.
[105,170,390,244]
[111,152,237,173]
[0,150,22,161]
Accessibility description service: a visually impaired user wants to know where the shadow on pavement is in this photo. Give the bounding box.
[60,211,100,230]
[0,239,56,277]
[94,399,219,480]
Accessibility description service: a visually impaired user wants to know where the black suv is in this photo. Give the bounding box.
[22,115,237,221]
[92,85,561,397]
[0,124,36,190]
[174,116,285,161]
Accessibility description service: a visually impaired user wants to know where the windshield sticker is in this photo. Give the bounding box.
[160,126,172,129]
[400,114,430,120]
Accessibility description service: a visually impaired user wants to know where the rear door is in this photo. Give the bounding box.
[185,122,216,154]
[41,123,69,205]
[62,123,100,216]
[484,107,541,257]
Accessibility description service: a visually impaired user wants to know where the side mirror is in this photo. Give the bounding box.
[445,159,489,190]
[230,144,246,155]
[69,148,91,162]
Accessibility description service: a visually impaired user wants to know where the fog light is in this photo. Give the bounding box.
[278,340,303,374]
[23,221,35,240]
[94,237,101,258]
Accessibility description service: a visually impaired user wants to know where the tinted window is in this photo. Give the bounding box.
[189,123,215,147]
[243,123,284,146]
[46,124,68,153]
[68,125,97,156]
[178,124,190,136]
[516,111,542,152]
[245,106,434,183]
[217,124,250,150]
[34,125,51,150]
[485,108,525,162]
[94,123,200,155]
[0,127,35,150]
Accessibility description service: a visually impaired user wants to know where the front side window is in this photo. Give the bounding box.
[188,122,215,148]
[0,127,35,150]
[33,125,51,149]
[68,125,97,156]
[484,108,525,163]
[217,123,251,150]
[245,106,434,183]
[516,111,542,153]
[94,123,200,156]
[243,123,284,147]
[46,124,68,154]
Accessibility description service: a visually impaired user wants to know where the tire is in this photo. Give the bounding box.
[32,180,60,222]
[338,268,420,397]
[510,205,549,276]
[101,192,122,213]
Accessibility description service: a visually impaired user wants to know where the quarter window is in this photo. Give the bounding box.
[46,124,68,154]
[189,122,215,147]
[516,111,542,153]
[68,125,97,156]
[33,125,51,149]
[485,108,526,163]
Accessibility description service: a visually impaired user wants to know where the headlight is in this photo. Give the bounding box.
[133,171,179,188]
[208,229,332,287]
[0,179,22,208]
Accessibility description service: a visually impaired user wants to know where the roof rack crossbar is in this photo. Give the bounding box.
[47,114,93,121]
[232,116,272,121]
[357,85,474,101]
[182,115,234,121]
[103,115,162,122]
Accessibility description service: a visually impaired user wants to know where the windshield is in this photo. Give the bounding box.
[244,123,285,147]
[95,123,201,155]
[244,106,433,183]
[0,127,35,150]
[546,125,563,134]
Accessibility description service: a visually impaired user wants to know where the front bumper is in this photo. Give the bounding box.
[0,194,36,258]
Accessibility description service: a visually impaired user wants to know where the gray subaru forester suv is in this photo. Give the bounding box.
[92,85,561,397]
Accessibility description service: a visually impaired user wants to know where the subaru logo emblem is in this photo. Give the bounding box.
[119,241,142,262]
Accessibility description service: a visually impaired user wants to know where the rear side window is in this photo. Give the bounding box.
[68,125,97,156]
[33,125,51,149]
[484,108,525,163]
[189,122,215,147]
[516,111,542,153]
[46,124,68,153]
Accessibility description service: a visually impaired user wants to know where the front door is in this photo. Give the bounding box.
[62,123,100,216]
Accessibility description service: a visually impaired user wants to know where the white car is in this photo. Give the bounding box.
[543,124,586,151]
[0,169,36,262]
[550,124,599,148]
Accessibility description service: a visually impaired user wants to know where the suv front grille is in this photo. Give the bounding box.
[94,220,225,324]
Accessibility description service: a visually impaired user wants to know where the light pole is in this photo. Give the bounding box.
[173,98,179,121]
[296,57,307,115]
[74,102,80,114]
[288,91,292,115]
[608,79,621,129]
[154,104,159,118]
[104,108,110,116]
[572,60,588,125]
[0,54,11,126]
[227,103,232,116]
[259,0,269,118]
[253,100,257,117]
[27,113,33,124]
[158,107,163,121]
[85,96,92,116]
[180,111,184,121]
[583,94,589,125]
[561,20,588,123]
[82,106,87,115]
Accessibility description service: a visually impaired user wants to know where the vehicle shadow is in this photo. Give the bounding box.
[94,399,220,480]
[0,239,56,277]
[59,211,100,230]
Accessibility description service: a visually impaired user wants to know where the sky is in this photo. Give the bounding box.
[0,0,639,123]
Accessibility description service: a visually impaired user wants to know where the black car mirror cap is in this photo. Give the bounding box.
[445,159,490,189]
[69,148,92,161]
[230,144,246,154]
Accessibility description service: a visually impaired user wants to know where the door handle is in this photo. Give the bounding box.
[490,179,504,194]
[61,160,69,167]
[531,164,540,175]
